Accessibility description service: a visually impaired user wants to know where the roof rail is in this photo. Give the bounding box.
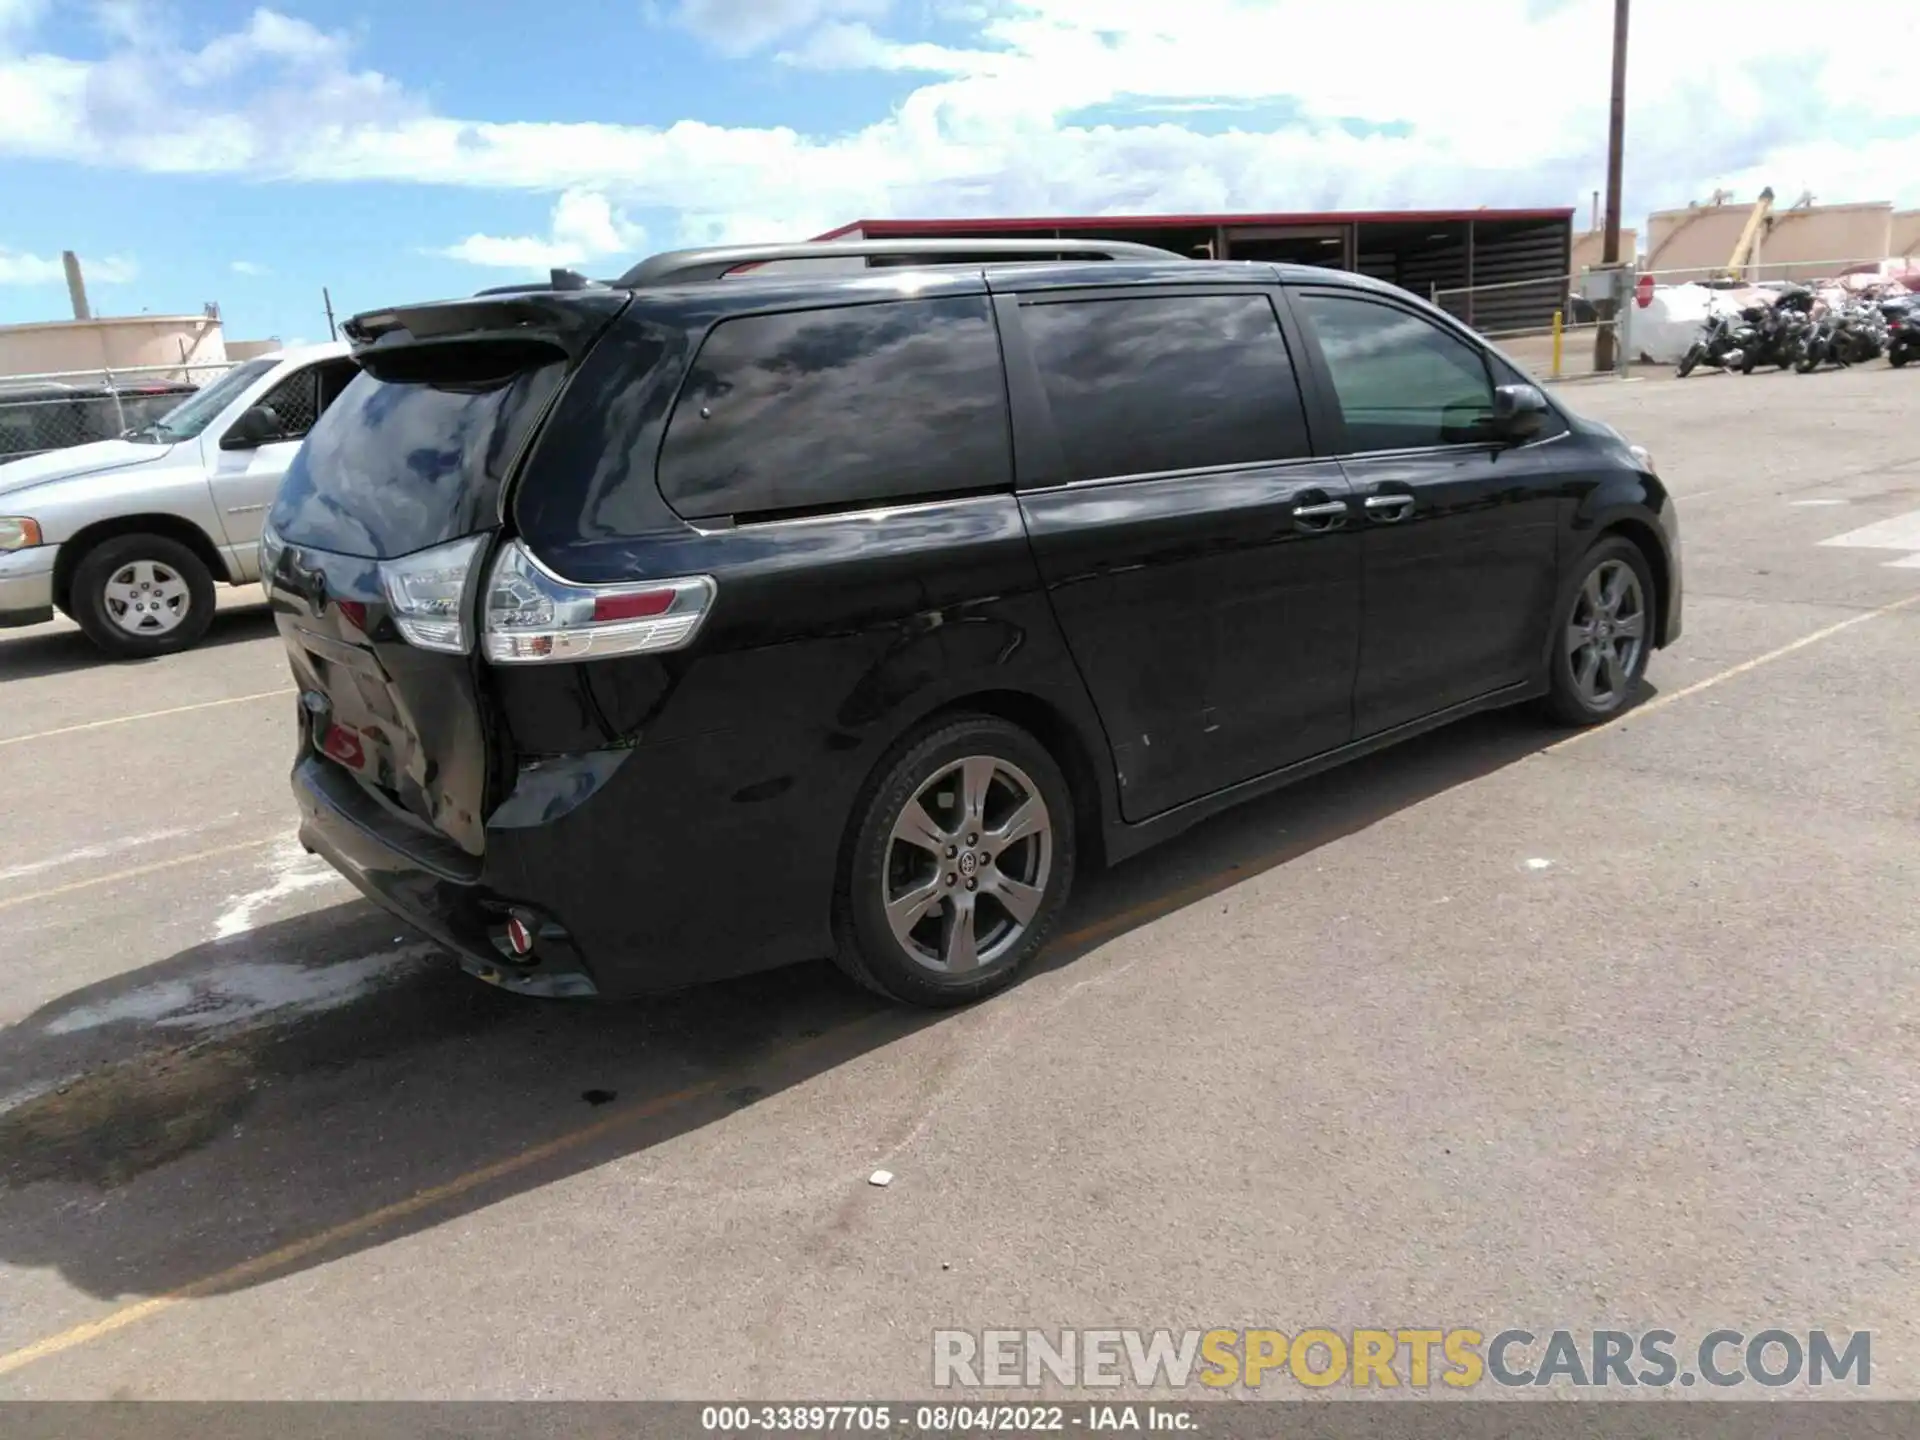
[615,237,1183,288]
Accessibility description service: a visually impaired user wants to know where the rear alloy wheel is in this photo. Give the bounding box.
[1544,537,1654,726]
[835,716,1075,1007]
[72,533,216,659]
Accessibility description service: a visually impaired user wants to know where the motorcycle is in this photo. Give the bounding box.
[1878,296,1915,368]
[1795,300,1838,373]
[1828,302,1887,366]
[1738,302,1801,373]
[1677,305,1758,377]
[1778,287,1820,367]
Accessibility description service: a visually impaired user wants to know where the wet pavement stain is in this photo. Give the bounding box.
[0,1044,257,1190]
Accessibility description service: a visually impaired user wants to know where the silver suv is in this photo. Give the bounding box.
[0,342,357,658]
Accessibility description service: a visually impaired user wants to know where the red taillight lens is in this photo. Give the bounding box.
[482,539,715,664]
[335,599,369,632]
[591,590,675,623]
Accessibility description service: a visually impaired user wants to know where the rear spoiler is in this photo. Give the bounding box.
[342,289,630,365]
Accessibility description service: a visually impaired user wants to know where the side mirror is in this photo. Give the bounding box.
[220,404,282,450]
[1490,382,1550,443]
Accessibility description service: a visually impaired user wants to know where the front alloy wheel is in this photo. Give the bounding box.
[836,715,1076,1007]
[1565,559,1646,710]
[1545,537,1654,726]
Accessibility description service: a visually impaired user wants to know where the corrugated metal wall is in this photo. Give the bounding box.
[834,213,1576,335]
[1351,219,1573,334]
[1461,221,1573,334]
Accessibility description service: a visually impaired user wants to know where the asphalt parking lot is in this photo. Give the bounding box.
[0,363,1916,1401]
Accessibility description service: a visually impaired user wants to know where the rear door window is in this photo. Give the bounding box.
[1293,293,1496,452]
[657,295,1011,522]
[1016,293,1311,482]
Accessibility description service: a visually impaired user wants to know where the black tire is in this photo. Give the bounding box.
[1542,536,1656,728]
[1891,345,1910,369]
[1676,344,1702,378]
[1739,347,1759,375]
[70,533,217,659]
[1796,342,1824,374]
[832,714,1077,1008]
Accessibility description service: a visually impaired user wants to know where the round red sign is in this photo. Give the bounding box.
[1635,272,1655,308]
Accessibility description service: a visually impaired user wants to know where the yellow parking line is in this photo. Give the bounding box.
[0,1081,710,1376]
[0,839,278,913]
[0,689,295,750]
[1549,589,1920,751]
[0,1015,888,1379]
[3,588,1917,1378]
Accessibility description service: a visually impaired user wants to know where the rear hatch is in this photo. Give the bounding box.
[264,291,628,862]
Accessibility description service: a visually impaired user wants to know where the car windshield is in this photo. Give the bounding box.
[126,358,278,442]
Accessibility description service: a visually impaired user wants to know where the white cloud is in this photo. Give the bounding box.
[436,189,647,271]
[0,1,1916,260]
[669,0,891,56]
[230,259,270,276]
[0,247,136,285]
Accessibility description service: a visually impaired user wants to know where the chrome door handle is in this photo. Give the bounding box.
[1291,500,1348,532]
[1363,494,1416,522]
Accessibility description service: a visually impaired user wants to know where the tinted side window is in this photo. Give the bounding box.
[1295,293,1494,452]
[1018,293,1309,482]
[657,296,1010,521]
[257,367,321,440]
[256,359,361,442]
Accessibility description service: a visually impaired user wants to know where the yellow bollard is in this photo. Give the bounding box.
[1551,309,1564,380]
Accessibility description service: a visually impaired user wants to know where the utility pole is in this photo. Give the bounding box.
[322,286,338,341]
[1594,0,1630,372]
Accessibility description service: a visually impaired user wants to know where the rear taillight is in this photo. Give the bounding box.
[380,533,488,653]
[480,539,714,664]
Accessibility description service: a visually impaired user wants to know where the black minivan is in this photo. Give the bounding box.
[264,237,1681,1008]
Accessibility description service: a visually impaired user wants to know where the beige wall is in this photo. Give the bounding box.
[1569,228,1638,277]
[1894,211,1920,259]
[224,338,284,361]
[1646,200,1893,283]
[0,316,228,380]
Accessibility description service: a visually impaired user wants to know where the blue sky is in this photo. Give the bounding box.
[2,0,1915,346]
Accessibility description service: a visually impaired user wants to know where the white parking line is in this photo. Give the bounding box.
[1820,507,1920,566]
[0,688,295,749]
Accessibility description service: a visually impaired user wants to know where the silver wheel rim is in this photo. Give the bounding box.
[1565,558,1645,711]
[103,559,191,636]
[883,754,1054,976]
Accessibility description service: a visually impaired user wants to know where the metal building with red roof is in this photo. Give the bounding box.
[809,208,1576,332]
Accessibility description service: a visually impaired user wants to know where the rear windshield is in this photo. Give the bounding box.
[270,350,566,559]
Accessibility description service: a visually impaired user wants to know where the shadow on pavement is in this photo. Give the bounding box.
[0,701,1583,1306]
[0,604,276,683]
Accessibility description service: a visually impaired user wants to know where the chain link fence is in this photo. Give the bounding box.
[1430,273,1625,382]
[1640,255,1899,288]
[0,362,236,463]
